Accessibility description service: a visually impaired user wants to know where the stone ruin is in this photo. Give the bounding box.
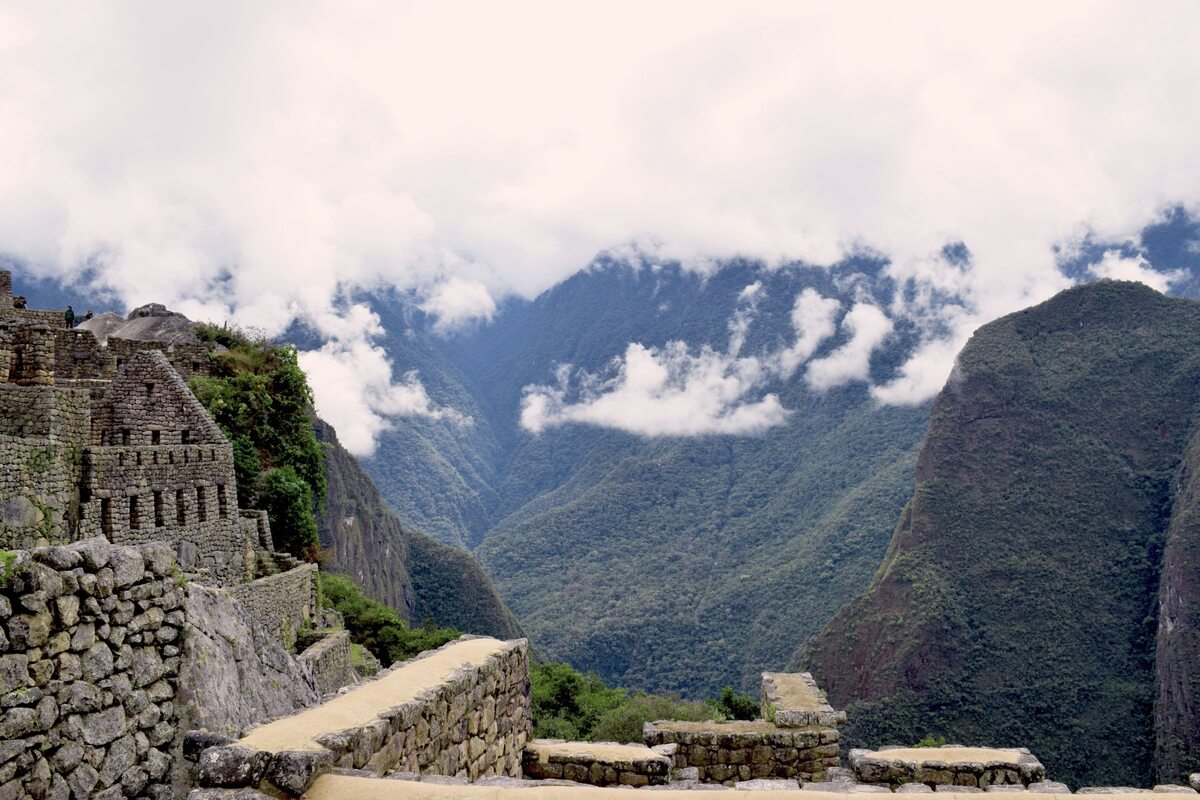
[0,273,358,799]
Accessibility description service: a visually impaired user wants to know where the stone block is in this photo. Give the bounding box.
[197,745,269,788]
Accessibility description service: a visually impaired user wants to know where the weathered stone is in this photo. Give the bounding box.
[130,647,164,687]
[0,706,37,738]
[81,641,114,681]
[7,613,51,649]
[68,763,100,797]
[0,654,29,695]
[70,623,96,652]
[50,742,83,773]
[1027,781,1072,793]
[264,749,335,795]
[53,596,79,628]
[97,734,137,787]
[198,745,269,788]
[1152,788,1198,795]
[735,778,801,790]
[59,681,102,713]
[79,705,126,746]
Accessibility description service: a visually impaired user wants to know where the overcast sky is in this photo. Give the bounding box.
[3,2,1199,452]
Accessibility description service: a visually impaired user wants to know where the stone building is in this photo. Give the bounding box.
[0,270,285,586]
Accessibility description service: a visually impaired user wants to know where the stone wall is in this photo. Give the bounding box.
[521,740,673,786]
[643,720,841,784]
[90,350,223,449]
[193,637,531,797]
[848,746,1046,789]
[298,630,355,697]
[0,386,90,549]
[0,537,184,800]
[78,445,245,585]
[227,564,319,652]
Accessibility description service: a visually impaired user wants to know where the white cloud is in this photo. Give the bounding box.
[420,277,497,331]
[805,304,894,391]
[774,289,842,378]
[2,0,1200,428]
[297,328,467,457]
[520,342,786,437]
[1087,251,1185,293]
[521,286,852,436]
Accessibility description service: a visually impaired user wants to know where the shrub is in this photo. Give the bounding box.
[258,466,319,560]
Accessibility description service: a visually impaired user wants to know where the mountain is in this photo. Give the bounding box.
[314,417,521,639]
[356,257,931,695]
[802,281,1200,788]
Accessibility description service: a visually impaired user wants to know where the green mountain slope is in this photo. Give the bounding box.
[357,258,931,696]
[315,418,521,639]
[802,280,1200,787]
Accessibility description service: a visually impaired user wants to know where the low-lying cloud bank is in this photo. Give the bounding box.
[1,3,1199,450]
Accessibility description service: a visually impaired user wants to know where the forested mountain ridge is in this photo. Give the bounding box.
[358,256,933,696]
[802,280,1200,788]
[314,417,522,639]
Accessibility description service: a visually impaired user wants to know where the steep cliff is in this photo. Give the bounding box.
[1154,424,1200,782]
[803,281,1200,788]
[314,418,521,639]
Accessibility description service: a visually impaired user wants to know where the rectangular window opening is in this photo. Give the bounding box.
[153,491,164,528]
[151,430,160,445]
[196,486,207,522]
[120,428,130,445]
[176,489,186,526]
[128,495,140,530]
[145,382,154,398]
[101,498,112,537]
[217,484,228,519]
[181,429,191,445]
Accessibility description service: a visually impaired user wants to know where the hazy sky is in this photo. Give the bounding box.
[3,2,1199,451]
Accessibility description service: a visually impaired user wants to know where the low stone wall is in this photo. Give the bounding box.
[0,537,183,800]
[299,630,356,696]
[192,636,530,797]
[848,746,1046,789]
[521,739,672,786]
[644,720,840,784]
[227,563,318,652]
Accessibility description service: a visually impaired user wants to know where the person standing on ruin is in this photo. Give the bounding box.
[64,305,75,328]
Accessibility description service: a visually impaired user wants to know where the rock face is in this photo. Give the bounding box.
[803,282,1200,787]
[314,418,521,638]
[177,583,319,739]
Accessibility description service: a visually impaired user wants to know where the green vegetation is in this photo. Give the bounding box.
[529,660,758,744]
[804,282,1200,788]
[190,324,326,559]
[914,735,946,748]
[319,572,459,666]
[0,550,18,586]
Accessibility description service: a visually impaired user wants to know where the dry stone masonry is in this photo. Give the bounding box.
[521,740,673,786]
[190,636,531,797]
[0,538,184,800]
[848,746,1046,789]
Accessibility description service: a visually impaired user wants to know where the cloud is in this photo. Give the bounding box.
[774,289,842,378]
[520,342,786,437]
[2,1,1200,434]
[522,286,853,436]
[420,277,497,331]
[1087,251,1185,292]
[296,324,467,457]
[805,304,894,391]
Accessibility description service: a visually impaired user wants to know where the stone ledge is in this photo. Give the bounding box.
[523,739,672,786]
[849,746,1045,789]
[761,673,846,729]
